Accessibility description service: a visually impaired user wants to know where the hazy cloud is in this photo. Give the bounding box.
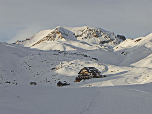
[0,0,152,42]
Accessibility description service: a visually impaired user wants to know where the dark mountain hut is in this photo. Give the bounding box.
[75,67,102,82]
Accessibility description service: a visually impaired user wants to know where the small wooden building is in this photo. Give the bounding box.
[75,67,102,82]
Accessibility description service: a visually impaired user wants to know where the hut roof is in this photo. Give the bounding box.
[78,67,101,74]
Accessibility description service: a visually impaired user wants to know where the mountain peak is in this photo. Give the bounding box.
[15,26,125,51]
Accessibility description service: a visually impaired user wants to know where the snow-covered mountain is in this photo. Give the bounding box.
[1,32,152,86]
[1,29,152,114]
[15,26,125,51]
[114,33,152,67]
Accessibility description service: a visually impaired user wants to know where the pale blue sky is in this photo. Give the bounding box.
[0,0,152,42]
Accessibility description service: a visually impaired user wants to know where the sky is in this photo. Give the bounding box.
[0,0,152,43]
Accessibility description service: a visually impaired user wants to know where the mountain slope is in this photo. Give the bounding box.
[15,26,125,51]
[113,33,152,66]
[0,42,107,86]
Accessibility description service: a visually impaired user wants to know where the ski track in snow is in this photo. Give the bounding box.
[79,90,101,114]
[129,89,149,94]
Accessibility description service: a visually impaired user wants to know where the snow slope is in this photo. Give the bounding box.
[0,42,107,86]
[114,33,152,66]
[1,31,152,113]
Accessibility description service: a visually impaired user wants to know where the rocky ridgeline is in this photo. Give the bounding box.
[32,28,66,46]
[15,26,126,48]
[73,26,125,46]
[75,27,112,39]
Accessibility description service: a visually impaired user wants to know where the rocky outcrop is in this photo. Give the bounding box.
[117,35,126,41]
[32,28,66,46]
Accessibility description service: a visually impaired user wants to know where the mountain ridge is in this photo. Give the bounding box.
[15,26,125,51]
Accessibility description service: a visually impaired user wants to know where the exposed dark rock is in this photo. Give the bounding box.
[92,58,98,61]
[117,35,126,40]
[134,38,142,42]
[30,82,37,85]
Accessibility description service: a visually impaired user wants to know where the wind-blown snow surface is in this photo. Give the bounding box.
[1,33,152,113]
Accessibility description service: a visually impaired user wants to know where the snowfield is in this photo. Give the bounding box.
[1,27,152,113]
[1,85,152,114]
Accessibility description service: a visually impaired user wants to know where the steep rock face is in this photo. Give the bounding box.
[15,26,125,51]
[117,35,126,41]
[66,26,124,46]
[32,27,67,46]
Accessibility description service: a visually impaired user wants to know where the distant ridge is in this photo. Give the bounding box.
[14,26,126,51]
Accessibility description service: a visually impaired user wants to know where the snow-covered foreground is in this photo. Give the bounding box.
[1,84,152,114]
[1,30,152,113]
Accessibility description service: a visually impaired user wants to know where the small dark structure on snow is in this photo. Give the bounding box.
[57,81,70,87]
[75,67,105,82]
